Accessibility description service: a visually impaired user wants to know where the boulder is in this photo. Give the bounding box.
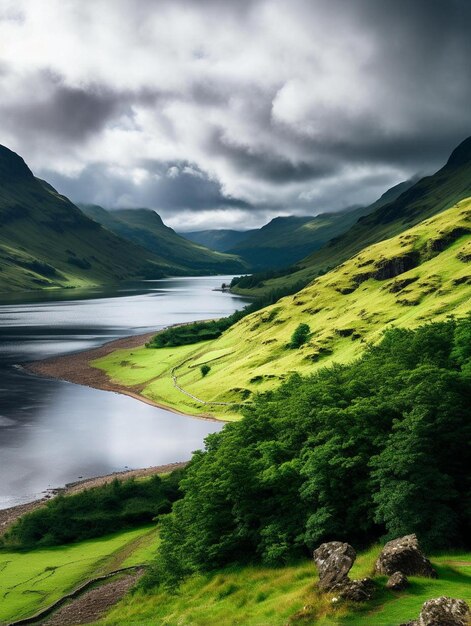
[313,541,375,602]
[375,534,436,578]
[418,597,470,626]
[332,577,376,602]
[313,541,356,590]
[386,571,409,591]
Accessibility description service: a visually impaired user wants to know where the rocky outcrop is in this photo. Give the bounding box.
[313,541,356,590]
[386,571,409,591]
[375,534,436,578]
[313,541,374,602]
[399,596,471,626]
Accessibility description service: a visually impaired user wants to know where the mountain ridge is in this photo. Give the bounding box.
[79,204,247,274]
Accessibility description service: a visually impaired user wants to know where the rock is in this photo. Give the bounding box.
[333,577,376,602]
[418,597,470,626]
[375,534,437,578]
[313,541,356,590]
[313,541,375,602]
[386,571,409,591]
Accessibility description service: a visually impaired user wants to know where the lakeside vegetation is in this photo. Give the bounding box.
[147,280,308,348]
[2,470,184,549]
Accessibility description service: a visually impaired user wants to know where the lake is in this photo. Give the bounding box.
[0,277,248,509]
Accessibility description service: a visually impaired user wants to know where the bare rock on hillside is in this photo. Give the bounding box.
[313,541,356,590]
[386,571,409,591]
[313,541,375,602]
[333,577,376,602]
[399,596,471,626]
[375,534,437,578]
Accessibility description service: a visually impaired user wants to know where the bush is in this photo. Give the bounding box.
[288,323,311,348]
[2,468,186,549]
[200,364,211,377]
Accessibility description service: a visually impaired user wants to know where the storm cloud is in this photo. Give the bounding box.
[0,0,470,229]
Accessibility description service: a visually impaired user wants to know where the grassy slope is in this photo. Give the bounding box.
[0,525,158,623]
[80,205,247,274]
[93,198,471,419]
[234,138,471,297]
[228,179,415,274]
[96,547,471,626]
[0,146,173,293]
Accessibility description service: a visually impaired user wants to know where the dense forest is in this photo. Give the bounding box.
[152,316,471,585]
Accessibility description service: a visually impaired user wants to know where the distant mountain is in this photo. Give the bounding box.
[179,228,257,252]
[102,197,471,414]
[79,205,247,275]
[226,179,415,271]
[232,138,471,295]
[0,145,174,293]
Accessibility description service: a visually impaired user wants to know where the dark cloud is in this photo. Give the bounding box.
[0,0,470,228]
[42,159,251,221]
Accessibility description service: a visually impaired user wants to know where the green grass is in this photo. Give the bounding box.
[93,199,471,419]
[94,547,471,626]
[233,142,471,297]
[0,525,158,623]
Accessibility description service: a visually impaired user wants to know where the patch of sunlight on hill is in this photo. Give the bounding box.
[93,198,471,419]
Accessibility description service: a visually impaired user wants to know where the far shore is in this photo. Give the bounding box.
[24,327,223,422]
[0,461,187,536]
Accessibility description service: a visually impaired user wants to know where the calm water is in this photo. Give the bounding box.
[0,277,248,509]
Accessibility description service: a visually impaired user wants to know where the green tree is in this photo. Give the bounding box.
[288,323,311,348]
[200,364,211,377]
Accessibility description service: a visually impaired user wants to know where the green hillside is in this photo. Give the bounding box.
[0,145,177,293]
[234,137,471,296]
[226,179,415,272]
[98,547,471,626]
[80,205,247,274]
[178,228,258,252]
[93,197,471,419]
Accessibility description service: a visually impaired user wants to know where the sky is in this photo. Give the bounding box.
[0,0,470,231]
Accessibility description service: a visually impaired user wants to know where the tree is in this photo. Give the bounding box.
[200,364,211,377]
[288,323,311,348]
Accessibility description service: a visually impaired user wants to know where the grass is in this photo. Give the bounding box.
[93,546,471,626]
[233,144,471,297]
[0,525,158,623]
[93,199,471,420]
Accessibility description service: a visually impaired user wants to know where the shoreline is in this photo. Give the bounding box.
[24,328,223,423]
[0,461,188,536]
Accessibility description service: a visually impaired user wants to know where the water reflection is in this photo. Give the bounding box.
[0,277,248,508]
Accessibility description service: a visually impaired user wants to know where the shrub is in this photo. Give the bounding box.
[200,364,211,377]
[288,323,311,348]
[2,468,186,548]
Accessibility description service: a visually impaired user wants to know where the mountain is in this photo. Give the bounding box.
[79,205,247,274]
[234,137,471,295]
[179,228,257,252]
[95,196,471,418]
[223,179,415,271]
[0,146,177,293]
